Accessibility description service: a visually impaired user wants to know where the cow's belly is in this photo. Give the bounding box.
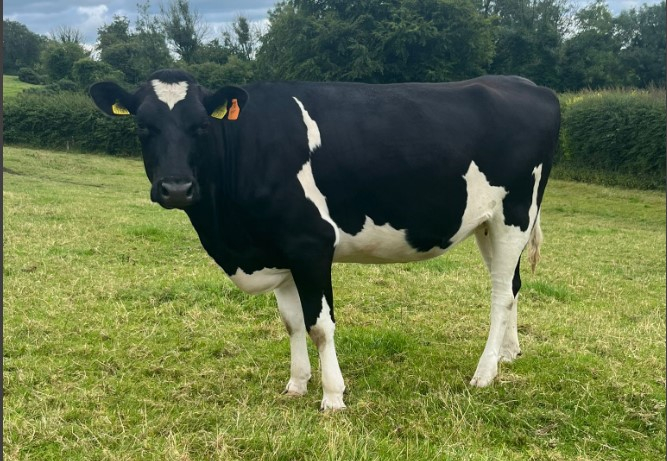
[333,216,447,263]
[229,267,291,294]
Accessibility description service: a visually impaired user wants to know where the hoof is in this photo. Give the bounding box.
[320,394,346,411]
[499,348,522,363]
[470,361,498,387]
[282,379,308,397]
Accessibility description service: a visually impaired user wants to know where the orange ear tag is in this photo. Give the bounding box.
[228,98,240,121]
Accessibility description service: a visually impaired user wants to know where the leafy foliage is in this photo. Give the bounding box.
[72,58,125,88]
[159,0,209,63]
[41,41,88,82]
[3,20,45,74]
[3,91,140,156]
[97,11,172,84]
[485,0,569,88]
[17,67,45,85]
[257,0,494,82]
[558,90,666,188]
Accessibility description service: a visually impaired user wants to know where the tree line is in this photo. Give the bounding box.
[3,0,665,92]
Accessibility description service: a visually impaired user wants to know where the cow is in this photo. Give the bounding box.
[90,69,561,410]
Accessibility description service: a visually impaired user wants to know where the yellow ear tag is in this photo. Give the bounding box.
[111,102,130,116]
[228,99,240,121]
[210,103,228,120]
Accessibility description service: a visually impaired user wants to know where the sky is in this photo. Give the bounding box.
[3,0,663,47]
[2,0,278,46]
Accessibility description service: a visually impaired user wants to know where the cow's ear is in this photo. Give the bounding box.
[203,86,249,121]
[89,82,137,117]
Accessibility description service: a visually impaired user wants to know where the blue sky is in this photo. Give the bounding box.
[3,0,276,45]
[3,0,662,47]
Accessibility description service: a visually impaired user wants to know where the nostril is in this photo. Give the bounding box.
[159,183,170,198]
[185,183,194,198]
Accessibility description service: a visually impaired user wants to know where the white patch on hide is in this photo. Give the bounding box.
[293,97,339,246]
[528,164,543,229]
[296,161,340,245]
[334,216,445,263]
[449,161,508,245]
[293,97,321,152]
[229,267,290,295]
[151,80,189,110]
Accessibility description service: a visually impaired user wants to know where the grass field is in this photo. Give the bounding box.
[3,146,665,460]
[3,75,42,100]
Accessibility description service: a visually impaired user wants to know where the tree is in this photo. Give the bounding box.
[223,16,261,61]
[135,1,173,74]
[41,40,88,82]
[50,25,85,44]
[96,6,172,84]
[616,1,666,87]
[192,39,232,65]
[560,0,623,90]
[72,58,125,87]
[159,0,209,63]
[3,20,46,74]
[484,0,570,88]
[257,0,494,83]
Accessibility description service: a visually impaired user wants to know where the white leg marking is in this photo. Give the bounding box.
[470,163,543,387]
[274,277,311,396]
[500,294,521,363]
[309,296,346,410]
[151,80,189,110]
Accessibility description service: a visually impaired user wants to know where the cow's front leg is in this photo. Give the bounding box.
[291,256,346,411]
[274,276,311,396]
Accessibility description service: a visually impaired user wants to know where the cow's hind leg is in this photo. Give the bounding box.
[475,226,521,363]
[500,262,522,363]
[471,221,529,387]
[275,276,312,396]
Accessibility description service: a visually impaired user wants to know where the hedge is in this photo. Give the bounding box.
[3,90,140,156]
[4,87,665,189]
[557,90,666,189]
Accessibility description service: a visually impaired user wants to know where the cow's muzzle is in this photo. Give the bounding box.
[152,177,199,209]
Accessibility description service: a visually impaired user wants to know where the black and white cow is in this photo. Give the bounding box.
[90,69,560,410]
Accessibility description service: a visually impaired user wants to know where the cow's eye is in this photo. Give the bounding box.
[137,123,159,137]
[190,121,210,136]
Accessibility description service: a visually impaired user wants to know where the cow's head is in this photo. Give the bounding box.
[90,69,248,209]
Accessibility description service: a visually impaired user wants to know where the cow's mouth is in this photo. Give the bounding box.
[151,178,199,209]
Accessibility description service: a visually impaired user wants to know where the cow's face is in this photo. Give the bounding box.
[90,70,248,210]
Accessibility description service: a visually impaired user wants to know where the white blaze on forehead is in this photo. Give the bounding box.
[151,80,189,110]
[293,97,321,152]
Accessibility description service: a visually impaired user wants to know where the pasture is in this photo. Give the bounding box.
[2,76,41,100]
[3,146,665,460]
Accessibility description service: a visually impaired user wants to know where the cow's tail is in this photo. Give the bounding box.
[527,211,543,273]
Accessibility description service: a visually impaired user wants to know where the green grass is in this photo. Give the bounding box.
[3,75,42,100]
[3,146,665,460]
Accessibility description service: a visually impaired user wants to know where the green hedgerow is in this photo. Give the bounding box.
[558,90,666,189]
[3,90,140,156]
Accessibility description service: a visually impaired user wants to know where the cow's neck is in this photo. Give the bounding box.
[184,185,268,275]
